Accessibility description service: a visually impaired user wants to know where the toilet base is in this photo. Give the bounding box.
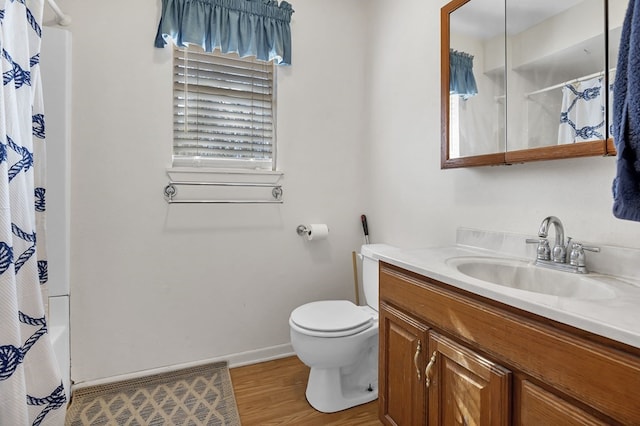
[304,348,378,413]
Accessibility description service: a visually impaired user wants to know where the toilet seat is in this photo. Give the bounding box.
[290,300,374,338]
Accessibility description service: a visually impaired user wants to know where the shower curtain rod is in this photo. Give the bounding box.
[525,68,616,98]
[46,0,71,26]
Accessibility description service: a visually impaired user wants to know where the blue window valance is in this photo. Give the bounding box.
[450,49,478,99]
[155,0,294,65]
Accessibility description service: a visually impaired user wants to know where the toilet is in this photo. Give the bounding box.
[289,244,394,413]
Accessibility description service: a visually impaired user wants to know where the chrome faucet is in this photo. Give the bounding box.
[526,216,600,274]
[537,216,571,263]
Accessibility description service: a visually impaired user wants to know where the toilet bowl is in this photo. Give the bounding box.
[289,244,395,413]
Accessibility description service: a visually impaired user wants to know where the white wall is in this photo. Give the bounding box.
[43,0,639,385]
[366,0,639,250]
[45,0,368,384]
[41,26,72,399]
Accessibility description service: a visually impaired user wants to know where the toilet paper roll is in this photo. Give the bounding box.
[306,224,329,241]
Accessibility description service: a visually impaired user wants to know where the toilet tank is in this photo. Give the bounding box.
[360,244,397,311]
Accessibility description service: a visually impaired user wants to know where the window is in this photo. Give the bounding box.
[173,46,276,170]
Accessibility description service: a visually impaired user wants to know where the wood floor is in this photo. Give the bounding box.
[230,356,383,425]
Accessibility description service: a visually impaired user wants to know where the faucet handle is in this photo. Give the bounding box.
[526,238,550,261]
[582,244,601,253]
[569,242,601,270]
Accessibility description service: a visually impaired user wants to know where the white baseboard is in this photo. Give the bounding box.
[227,343,294,369]
[73,343,294,391]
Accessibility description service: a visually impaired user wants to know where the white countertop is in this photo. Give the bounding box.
[376,235,640,349]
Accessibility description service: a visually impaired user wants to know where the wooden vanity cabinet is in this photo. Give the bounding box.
[379,304,428,425]
[379,301,511,426]
[379,262,640,426]
[516,378,610,425]
[427,332,511,426]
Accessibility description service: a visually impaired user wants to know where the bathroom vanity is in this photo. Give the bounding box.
[377,231,640,425]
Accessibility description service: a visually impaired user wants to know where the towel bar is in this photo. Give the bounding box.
[163,182,283,204]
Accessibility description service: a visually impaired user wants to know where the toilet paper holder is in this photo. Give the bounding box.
[296,224,330,240]
[296,225,310,236]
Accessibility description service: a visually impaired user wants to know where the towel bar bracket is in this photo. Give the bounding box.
[272,186,283,201]
[164,184,177,200]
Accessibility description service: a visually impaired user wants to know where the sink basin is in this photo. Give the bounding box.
[446,256,616,300]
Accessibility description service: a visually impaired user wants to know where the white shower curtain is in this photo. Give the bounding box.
[557,76,606,144]
[0,1,67,424]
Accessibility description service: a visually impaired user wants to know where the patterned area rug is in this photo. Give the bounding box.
[65,361,241,426]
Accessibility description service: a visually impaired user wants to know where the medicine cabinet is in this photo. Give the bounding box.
[441,0,621,168]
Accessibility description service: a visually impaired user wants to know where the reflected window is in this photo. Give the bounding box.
[449,94,460,158]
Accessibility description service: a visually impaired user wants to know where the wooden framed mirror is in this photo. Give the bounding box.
[441,0,614,169]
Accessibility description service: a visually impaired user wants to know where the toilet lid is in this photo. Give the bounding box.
[290,300,372,333]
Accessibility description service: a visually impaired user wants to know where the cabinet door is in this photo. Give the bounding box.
[379,302,429,426]
[516,378,610,426]
[427,332,511,426]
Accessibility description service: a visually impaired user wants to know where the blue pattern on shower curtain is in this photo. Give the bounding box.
[0,1,67,424]
[558,76,606,144]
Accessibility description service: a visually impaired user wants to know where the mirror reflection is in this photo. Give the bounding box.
[609,0,626,154]
[506,0,608,152]
[443,0,613,168]
[448,0,505,159]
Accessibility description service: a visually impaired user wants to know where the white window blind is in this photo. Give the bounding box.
[173,46,276,170]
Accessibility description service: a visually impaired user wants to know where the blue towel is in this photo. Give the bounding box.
[612,0,640,222]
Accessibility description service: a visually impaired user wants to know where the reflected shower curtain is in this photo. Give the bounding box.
[0,1,67,425]
[557,76,606,144]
